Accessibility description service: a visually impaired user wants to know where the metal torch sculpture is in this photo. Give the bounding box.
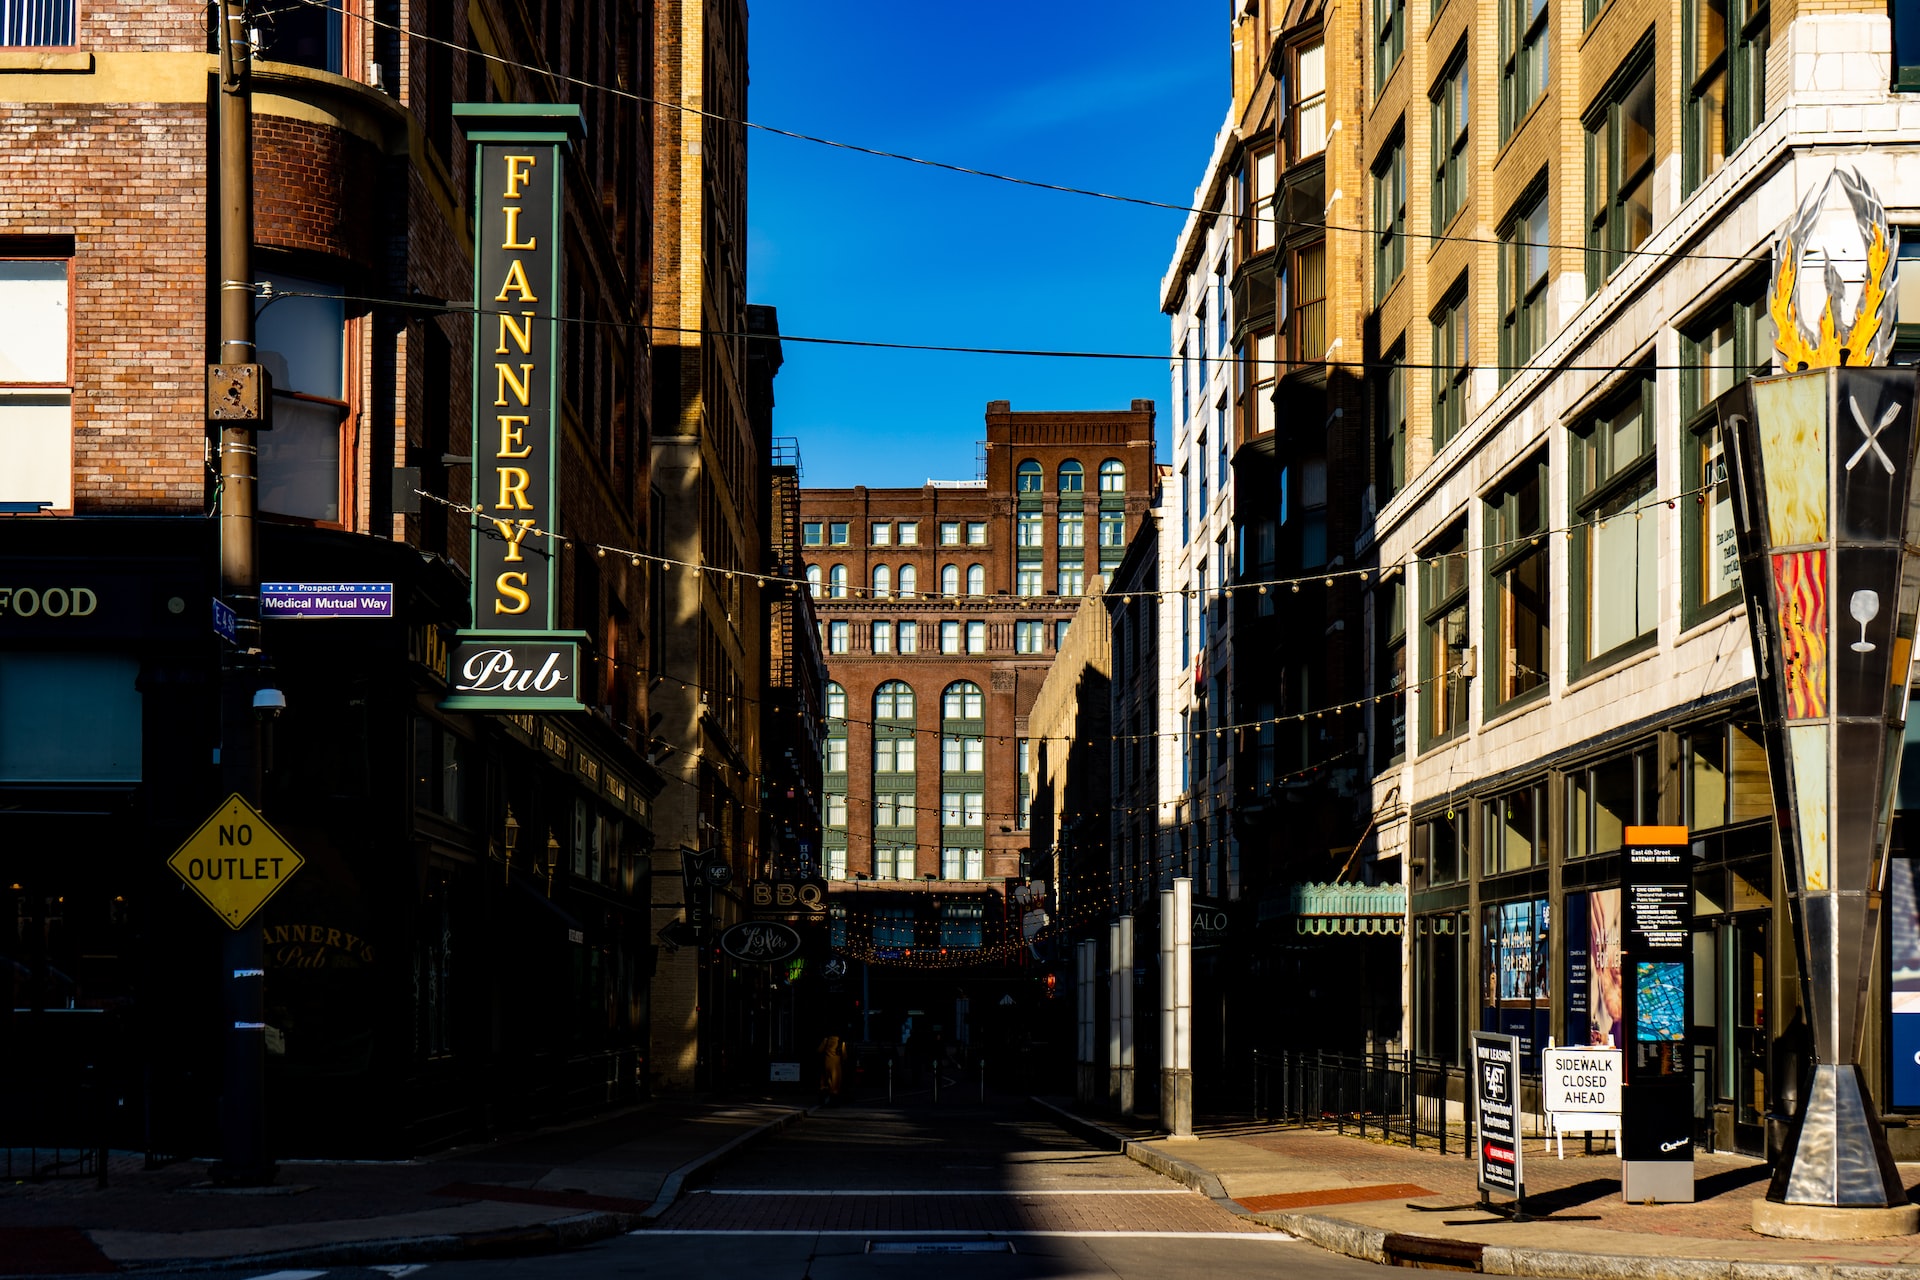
[1716,166,1914,1220]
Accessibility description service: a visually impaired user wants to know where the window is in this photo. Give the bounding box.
[966,620,986,653]
[1375,577,1408,766]
[941,849,985,880]
[1683,279,1768,614]
[0,253,72,510]
[802,521,823,546]
[1245,147,1277,255]
[941,564,959,596]
[1217,406,1229,482]
[829,565,848,599]
[967,521,987,545]
[1378,350,1407,501]
[1099,511,1125,548]
[1292,40,1328,160]
[1215,259,1230,353]
[1016,620,1045,653]
[1239,331,1278,439]
[1376,0,1406,92]
[1431,52,1470,234]
[898,521,919,545]
[1416,810,1466,885]
[940,620,961,654]
[1373,133,1407,299]
[872,620,894,653]
[942,736,986,772]
[875,680,915,720]
[825,794,847,827]
[1059,511,1085,548]
[1058,460,1085,493]
[825,683,847,719]
[1586,53,1655,291]
[0,653,139,782]
[1572,373,1658,665]
[1567,747,1653,857]
[898,620,919,652]
[943,681,984,719]
[825,737,848,773]
[874,792,915,827]
[1291,242,1327,362]
[1686,721,1771,830]
[1099,459,1126,492]
[1485,781,1546,874]
[899,564,918,598]
[1017,459,1044,493]
[1499,0,1549,142]
[1180,468,1191,545]
[1498,191,1550,383]
[1421,522,1470,743]
[939,521,961,545]
[828,620,849,654]
[872,564,892,598]
[1432,284,1471,448]
[806,564,823,598]
[1486,454,1550,708]
[966,564,985,596]
[1058,566,1085,597]
[876,737,916,773]
[1684,0,1767,191]
[256,274,348,523]
[1017,511,1043,547]
[829,521,850,545]
[1055,619,1073,649]
[870,521,891,545]
[1016,567,1043,597]
[1,2,77,45]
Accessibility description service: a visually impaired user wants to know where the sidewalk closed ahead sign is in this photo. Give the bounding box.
[1473,1030,1523,1197]
[167,794,304,928]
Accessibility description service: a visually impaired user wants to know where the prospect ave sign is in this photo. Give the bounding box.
[167,794,304,928]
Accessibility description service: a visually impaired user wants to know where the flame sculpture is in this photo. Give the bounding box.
[1768,167,1899,371]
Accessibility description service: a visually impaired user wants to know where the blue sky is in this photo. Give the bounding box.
[746,1,1228,489]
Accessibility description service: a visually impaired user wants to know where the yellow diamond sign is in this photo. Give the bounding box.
[167,794,304,929]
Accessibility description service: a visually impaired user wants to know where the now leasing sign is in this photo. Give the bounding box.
[444,103,588,713]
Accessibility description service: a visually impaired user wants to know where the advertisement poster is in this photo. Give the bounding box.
[1565,890,1623,1049]
[1473,1030,1523,1196]
[1484,898,1549,1066]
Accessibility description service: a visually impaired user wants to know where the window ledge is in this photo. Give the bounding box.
[1482,685,1551,733]
[1676,596,1744,645]
[0,50,92,72]
[1565,634,1660,695]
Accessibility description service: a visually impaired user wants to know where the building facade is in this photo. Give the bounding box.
[0,1,664,1156]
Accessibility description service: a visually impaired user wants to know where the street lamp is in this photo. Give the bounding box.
[546,833,561,897]
[502,808,520,884]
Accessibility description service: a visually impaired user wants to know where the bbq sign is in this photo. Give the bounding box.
[445,104,587,712]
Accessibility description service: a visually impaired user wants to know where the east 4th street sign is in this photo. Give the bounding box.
[167,793,304,928]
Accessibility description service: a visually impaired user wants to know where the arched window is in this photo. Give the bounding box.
[941,564,959,597]
[1016,459,1043,493]
[825,682,847,719]
[966,564,985,596]
[874,680,915,720]
[872,564,891,598]
[806,564,822,598]
[1099,459,1126,492]
[898,564,917,598]
[1058,460,1085,493]
[829,565,847,599]
[942,680,984,720]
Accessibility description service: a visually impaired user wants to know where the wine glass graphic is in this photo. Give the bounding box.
[1851,589,1881,653]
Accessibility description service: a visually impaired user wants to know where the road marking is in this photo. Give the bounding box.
[637,1230,1294,1240]
[697,1188,1192,1196]
[244,1272,330,1280]
[371,1268,429,1277]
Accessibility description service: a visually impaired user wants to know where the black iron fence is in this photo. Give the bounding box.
[1252,1048,1549,1155]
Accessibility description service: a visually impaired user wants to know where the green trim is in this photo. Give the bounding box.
[452,101,587,143]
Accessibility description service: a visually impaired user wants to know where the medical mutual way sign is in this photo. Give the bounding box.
[167,793,304,928]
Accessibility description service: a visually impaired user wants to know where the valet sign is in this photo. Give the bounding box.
[444,104,588,713]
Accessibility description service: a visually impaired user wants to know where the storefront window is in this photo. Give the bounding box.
[1483,897,1550,1065]
[1484,780,1545,874]
[1415,809,1465,885]
[1567,745,1653,857]
[1564,888,1623,1047]
[1686,721,1770,830]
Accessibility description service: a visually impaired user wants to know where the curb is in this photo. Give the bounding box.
[39,1106,808,1278]
[1028,1096,1251,1217]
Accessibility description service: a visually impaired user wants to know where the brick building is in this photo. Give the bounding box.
[0,1,663,1156]
[799,403,1156,988]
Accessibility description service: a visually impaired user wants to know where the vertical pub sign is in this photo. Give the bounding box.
[445,104,588,713]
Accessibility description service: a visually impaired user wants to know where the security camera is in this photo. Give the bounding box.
[253,687,287,717]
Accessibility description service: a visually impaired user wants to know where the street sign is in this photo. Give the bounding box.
[260,582,393,618]
[1473,1030,1523,1199]
[719,920,803,964]
[212,597,237,643]
[167,793,304,929]
[1543,1045,1622,1117]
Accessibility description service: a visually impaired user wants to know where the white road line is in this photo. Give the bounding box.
[244,1272,330,1280]
[636,1230,1296,1240]
[370,1268,429,1277]
[697,1188,1192,1196]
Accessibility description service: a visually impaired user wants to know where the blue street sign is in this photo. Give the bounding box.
[260,582,394,618]
[212,597,238,644]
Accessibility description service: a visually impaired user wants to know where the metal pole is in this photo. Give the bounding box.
[212,0,271,1188]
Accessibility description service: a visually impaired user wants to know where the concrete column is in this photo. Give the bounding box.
[1077,938,1098,1104]
[1117,914,1135,1115]
[1108,921,1122,1111]
[1160,884,1192,1136]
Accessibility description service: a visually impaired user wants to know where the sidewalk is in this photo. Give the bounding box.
[1039,1098,1920,1278]
[0,1097,805,1276]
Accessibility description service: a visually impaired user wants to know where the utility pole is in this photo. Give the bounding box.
[210,0,272,1186]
